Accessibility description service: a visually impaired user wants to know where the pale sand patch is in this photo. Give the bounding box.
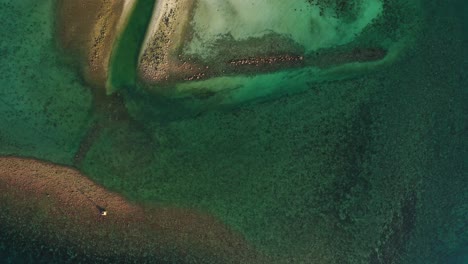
[0,157,268,263]
[56,0,136,89]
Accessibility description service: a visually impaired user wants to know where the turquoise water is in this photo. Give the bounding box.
[187,0,383,56]
[0,0,467,263]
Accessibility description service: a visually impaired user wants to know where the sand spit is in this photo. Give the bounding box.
[56,0,136,88]
[0,157,267,263]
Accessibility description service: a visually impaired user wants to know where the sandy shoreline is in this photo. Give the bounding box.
[0,156,267,263]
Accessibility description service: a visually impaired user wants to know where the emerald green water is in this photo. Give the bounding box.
[0,0,467,263]
[107,0,156,92]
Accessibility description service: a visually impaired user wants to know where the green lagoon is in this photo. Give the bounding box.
[0,0,466,263]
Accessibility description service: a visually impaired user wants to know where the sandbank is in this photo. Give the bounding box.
[0,157,266,263]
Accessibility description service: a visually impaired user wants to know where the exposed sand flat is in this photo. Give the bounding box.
[0,157,267,263]
[56,0,136,88]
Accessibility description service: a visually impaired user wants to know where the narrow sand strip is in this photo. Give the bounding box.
[0,157,267,263]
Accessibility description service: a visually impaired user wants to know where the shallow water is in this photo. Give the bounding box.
[161,0,413,106]
[0,0,467,263]
[187,0,383,57]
